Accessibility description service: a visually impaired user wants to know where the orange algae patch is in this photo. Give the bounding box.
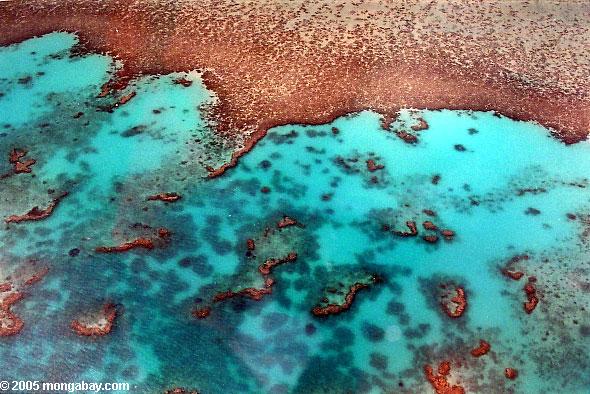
[8,148,36,174]
[470,340,491,357]
[277,216,299,229]
[423,361,465,394]
[192,307,211,319]
[0,265,48,337]
[95,227,171,253]
[523,278,539,314]
[366,159,384,172]
[504,368,518,380]
[411,117,429,131]
[393,221,418,237]
[147,192,182,202]
[311,275,381,317]
[0,292,25,337]
[5,191,68,224]
[440,286,467,319]
[95,238,154,253]
[258,252,297,276]
[71,303,118,336]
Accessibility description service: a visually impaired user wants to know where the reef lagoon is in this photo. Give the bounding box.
[1,32,590,394]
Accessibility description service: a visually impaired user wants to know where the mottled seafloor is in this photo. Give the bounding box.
[1,33,590,394]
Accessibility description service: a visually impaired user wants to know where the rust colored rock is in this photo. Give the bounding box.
[470,340,491,357]
[504,368,518,380]
[214,277,275,302]
[8,148,36,174]
[396,131,418,144]
[0,283,12,293]
[246,239,255,251]
[394,221,418,237]
[147,192,181,202]
[423,209,437,217]
[441,286,467,318]
[423,221,438,231]
[157,227,171,238]
[277,216,298,228]
[8,148,26,164]
[71,303,118,336]
[423,361,465,394]
[116,91,136,106]
[440,229,455,240]
[0,291,25,337]
[423,235,439,244]
[502,269,525,280]
[260,186,271,193]
[174,77,193,87]
[258,252,297,276]
[192,307,211,319]
[14,158,36,174]
[164,388,199,394]
[5,191,68,224]
[95,237,154,253]
[311,283,368,317]
[23,266,49,286]
[411,117,429,131]
[366,159,384,172]
[311,276,381,317]
[523,279,539,314]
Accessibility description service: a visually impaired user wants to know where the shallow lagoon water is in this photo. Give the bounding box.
[1,33,590,394]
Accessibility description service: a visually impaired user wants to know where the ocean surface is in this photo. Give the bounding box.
[1,32,589,394]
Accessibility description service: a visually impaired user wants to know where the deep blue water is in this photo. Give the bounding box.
[1,32,590,394]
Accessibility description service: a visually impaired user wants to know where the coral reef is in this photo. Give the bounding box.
[71,303,118,336]
[5,191,68,224]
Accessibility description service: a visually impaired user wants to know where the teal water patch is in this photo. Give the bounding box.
[1,33,590,394]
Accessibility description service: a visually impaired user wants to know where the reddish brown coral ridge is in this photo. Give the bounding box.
[311,275,381,317]
[246,239,256,251]
[440,229,455,241]
[277,216,299,229]
[523,277,539,314]
[0,292,24,336]
[164,388,199,394]
[5,191,68,224]
[501,254,529,280]
[71,303,118,336]
[8,148,36,174]
[504,368,518,380]
[192,306,211,319]
[173,77,193,87]
[95,227,171,253]
[0,266,49,336]
[194,249,298,317]
[423,361,465,394]
[392,218,453,243]
[440,285,467,319]
[147,192,182,202]
[23,266,49,286]
[394,221,419,237]
[395,131,418,144]
[366,159,384,172]
[411,117,429,131]
[258,252,297,276]
[470,340,491,357]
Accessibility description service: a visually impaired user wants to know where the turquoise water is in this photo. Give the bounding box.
[1,32,590,394]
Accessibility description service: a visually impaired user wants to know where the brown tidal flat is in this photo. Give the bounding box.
[1,1,589,174]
